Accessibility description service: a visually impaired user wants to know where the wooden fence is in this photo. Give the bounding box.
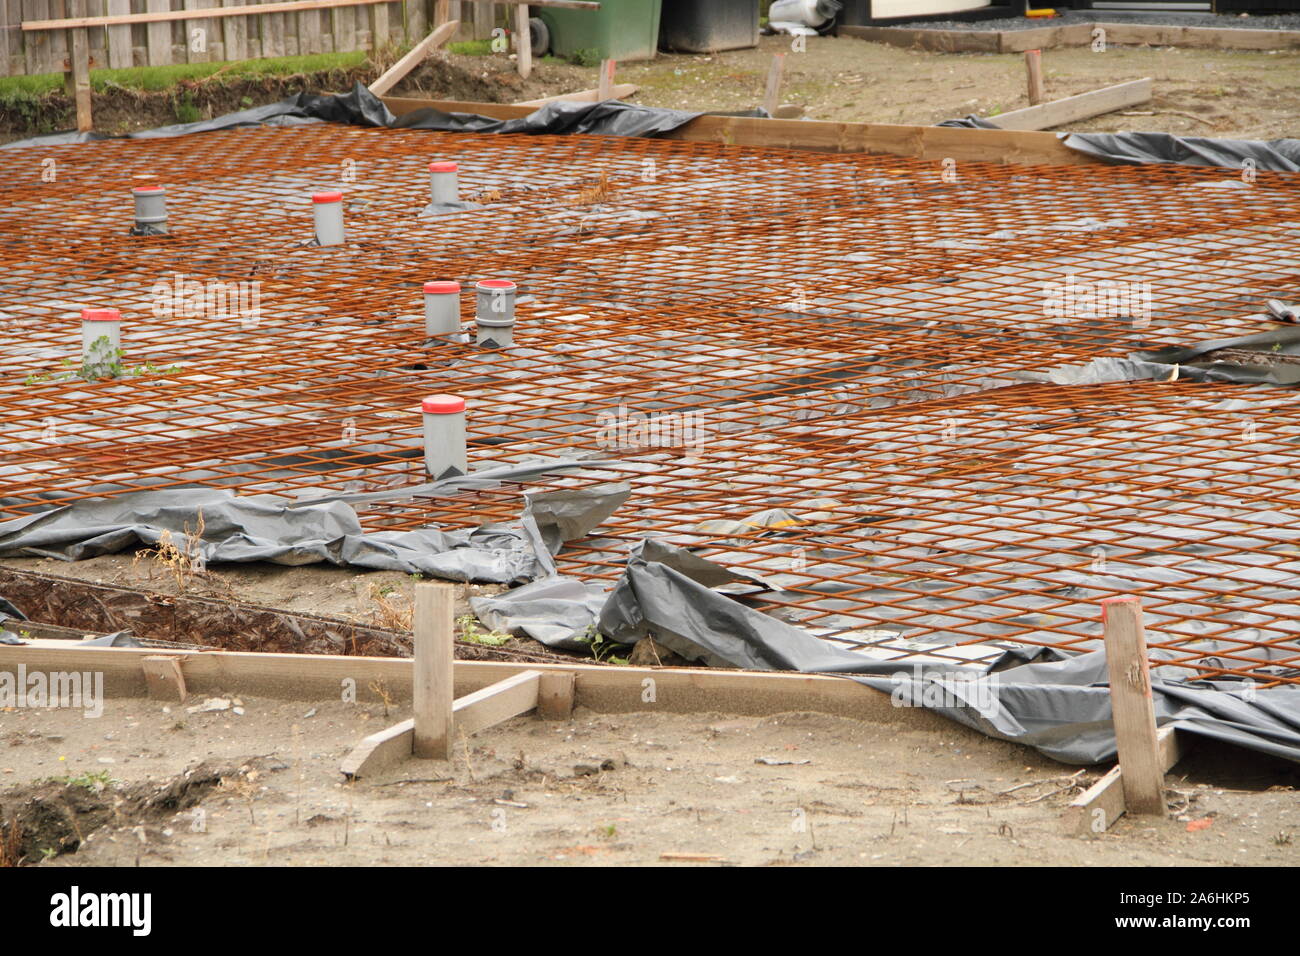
[0,0,502,75]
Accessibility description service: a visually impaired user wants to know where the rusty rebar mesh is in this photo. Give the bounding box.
[2,125,1299,684]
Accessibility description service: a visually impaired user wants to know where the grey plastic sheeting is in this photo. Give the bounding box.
[4,485,1299,764]
[937,114,1300,172]
[0,484,629,585]
[473,540,1300,765]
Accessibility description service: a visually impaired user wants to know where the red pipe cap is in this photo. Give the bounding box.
[81,308,121,322]
[132,185,165,195]
[476,279,517,291]
[424,281,461,295]
[429,162,458,173]
[422,395,465,415]
[312,191,344,204]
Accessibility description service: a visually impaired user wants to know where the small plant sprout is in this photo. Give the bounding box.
[457,614,511,647]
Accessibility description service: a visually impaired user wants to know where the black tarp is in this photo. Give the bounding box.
[938,114,1300,171]
[0,83,708,150]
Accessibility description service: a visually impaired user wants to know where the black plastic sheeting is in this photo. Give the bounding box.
[938,114,1300,172]
[0,82,706,151]
[0,484,629,585]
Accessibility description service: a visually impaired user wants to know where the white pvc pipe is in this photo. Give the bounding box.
[429,162,459,204]
[475,279,517,348]
[423,281,461,336]
[132,185,168,232]
[422,394,467,479]
[80,307,122,369]
[312,191,345,246]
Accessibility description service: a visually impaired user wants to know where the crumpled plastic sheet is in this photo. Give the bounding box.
[0,593,27,643]
[475,539,1300,764]
[0,83,705,150]
[937,114,1300,172]
[0,483,630,585]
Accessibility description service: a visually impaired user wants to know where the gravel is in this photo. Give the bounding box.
[880,11,1300,32]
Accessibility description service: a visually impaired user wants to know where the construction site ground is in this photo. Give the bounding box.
[4,690,1298,867]
[3,33,1297,142]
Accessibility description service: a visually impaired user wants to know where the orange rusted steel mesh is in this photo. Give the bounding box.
[1,125,1298,684]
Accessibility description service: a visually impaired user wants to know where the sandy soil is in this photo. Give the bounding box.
[0,553,499,632]
[4,34,1296,141]
[618,34,1299,140]
[3,696,1297,867]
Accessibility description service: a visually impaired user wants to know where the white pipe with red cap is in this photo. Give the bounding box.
[80,307,121,370]
[422,395,467,479]
[423,281,461,336]
[312,191,345,247]
[429,162,459,205]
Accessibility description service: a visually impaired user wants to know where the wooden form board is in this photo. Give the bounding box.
[0,640,951,730]
[341,669,542,777]
[1063,726,1184,835]
[984,77,1152,132]
[380,95,1094,167]
[840,21,1300,53]
[514,82,637,106]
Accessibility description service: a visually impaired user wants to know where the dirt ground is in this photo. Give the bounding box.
[3,33,1296,141]
[2,695,1296,867]
[621,34,1300,140]
[0,553,495,631]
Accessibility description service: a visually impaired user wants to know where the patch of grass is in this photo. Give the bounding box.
[568,48,602,68]
[173,90,201,123]
[448,39,494,56]
[0,51,366,99]
[49,770,114,791]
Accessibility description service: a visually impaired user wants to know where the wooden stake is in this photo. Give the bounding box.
[412,582,454,759]
[1024,48,1044,105]
[67,0,92,132]
[762,52,784,117]
[514,2,531,79]
[141,655,186,701]
[537,670,575,719]
[367,18,458,96]
[597,58,615,100]
[1100,596,1166,816]
[434,0,449,24]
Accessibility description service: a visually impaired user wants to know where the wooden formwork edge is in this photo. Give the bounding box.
[0,641,936,727]
[380,95,1093,167]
